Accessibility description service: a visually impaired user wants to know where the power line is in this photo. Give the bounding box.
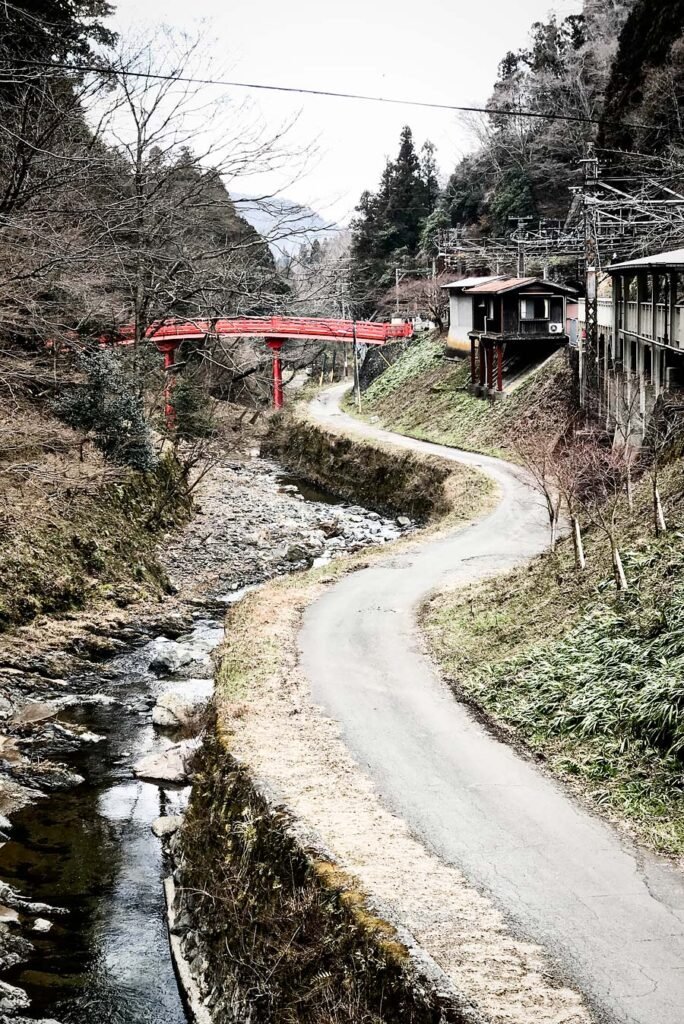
[11,58,661,132]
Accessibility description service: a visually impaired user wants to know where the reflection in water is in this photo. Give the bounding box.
[0,621,218,1023]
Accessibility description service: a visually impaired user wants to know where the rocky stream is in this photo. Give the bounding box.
[0,453,413,1023]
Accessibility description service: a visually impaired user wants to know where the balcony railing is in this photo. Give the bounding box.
[626,302,638,333]
[618,302,684,348]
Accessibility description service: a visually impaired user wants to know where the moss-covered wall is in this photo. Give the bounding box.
[263,414,453,521]
[178,734,480,1024]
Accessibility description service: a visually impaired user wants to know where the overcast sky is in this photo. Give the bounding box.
[108,0,583,225]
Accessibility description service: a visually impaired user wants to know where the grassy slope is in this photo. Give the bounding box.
[0,402,191,631]
[356,336,575,458]
[358,336,684,857]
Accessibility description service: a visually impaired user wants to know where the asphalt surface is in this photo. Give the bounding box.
[299,384,684,1024]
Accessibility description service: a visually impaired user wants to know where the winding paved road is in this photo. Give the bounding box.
[299,384,684,1024]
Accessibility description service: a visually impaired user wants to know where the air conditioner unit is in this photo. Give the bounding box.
[549,323,564,335]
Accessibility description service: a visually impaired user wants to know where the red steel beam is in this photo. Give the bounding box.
[111,316,413,347]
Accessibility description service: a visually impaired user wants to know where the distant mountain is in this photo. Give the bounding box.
[230,193,339,256]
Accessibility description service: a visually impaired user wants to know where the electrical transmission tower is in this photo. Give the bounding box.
[437,156,684,280]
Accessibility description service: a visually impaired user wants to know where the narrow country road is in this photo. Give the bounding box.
[299,384,684,1024]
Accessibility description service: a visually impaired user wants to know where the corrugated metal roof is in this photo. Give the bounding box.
[441,275,504,290]
[465,277,538,294]
[610,249,684,270]
[465,277,578,296]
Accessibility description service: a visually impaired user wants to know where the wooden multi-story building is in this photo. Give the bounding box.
[444,275,577,395]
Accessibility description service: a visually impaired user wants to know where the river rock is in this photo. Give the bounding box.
[152,693,202,730]
[12,1019,62,1024]
[133,740,198,784]
[285,543,309,563]
[0,979,30,1012]
[11,702,60,728]
[0,906,19,926]
[32,918,52,934]
[148,640,196,675]
[151,815,183,839]
[0,927,33,972]
[0,737,24,765]
[0,882,65,918]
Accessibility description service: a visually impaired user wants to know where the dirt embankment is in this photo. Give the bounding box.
[0,452,192,632]
[186,409,590,1024]
[263,408,490,522]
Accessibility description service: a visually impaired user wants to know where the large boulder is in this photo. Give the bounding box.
[0,979,30,1013]
[133,740,199,785]
[152,693,204,731]
[148,640,196,676]
[151,815,183,839]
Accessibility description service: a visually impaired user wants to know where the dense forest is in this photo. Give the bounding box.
[0,5,283,353]
[347,0,684,312]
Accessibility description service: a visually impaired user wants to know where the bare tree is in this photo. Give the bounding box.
[555,430,589,570]
[575,432,630,591]
[512,418,565,552]
[644,400,684,537]
[382,272,450,331]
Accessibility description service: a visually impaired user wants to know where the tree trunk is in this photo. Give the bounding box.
[550,512,558,552]
[612,540,628,591]
[653,478,667,536]
[626,463,634,512]
[572,515,586,570]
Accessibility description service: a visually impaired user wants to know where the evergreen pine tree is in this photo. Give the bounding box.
[348,127,439,314]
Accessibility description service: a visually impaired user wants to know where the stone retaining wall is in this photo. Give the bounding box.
[171,735,482,1024]
[263,412,453,521]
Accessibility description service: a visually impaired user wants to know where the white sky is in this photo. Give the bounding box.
[108,0,583,225]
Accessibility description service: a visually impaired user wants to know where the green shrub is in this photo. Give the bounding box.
[55,349,156,471]
[475,545,684,762]
[170,374,216,440]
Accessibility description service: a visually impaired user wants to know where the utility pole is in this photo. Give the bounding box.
[352,321,361,412]
[517,240,525,278]
[581,151,600,414]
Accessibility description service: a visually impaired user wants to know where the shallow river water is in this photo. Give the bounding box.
[0,616,222,1023]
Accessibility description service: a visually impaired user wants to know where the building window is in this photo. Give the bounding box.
[520,297,550,320]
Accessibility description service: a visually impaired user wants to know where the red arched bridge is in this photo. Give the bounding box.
[112,316,413,419]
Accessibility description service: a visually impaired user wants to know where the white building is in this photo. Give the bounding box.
[442,276,505,354]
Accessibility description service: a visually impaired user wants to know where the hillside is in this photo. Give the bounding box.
[356,336,575,457]
[356,339,684,857]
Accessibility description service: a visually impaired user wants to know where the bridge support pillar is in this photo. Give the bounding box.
[266,338,284,409]
[155,339,180,428]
